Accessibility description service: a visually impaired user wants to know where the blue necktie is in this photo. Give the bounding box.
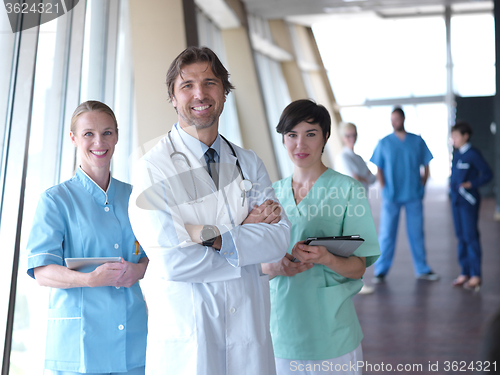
[204,148,219,189]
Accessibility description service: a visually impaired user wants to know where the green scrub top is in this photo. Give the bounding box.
[271,168,380,360]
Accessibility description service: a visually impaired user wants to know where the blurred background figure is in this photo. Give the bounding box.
[335,122,376,192]
[335,121,377,294]
[450,121,492,292]
[370,107,438,283]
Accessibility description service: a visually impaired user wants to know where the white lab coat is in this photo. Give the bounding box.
[129,127,290,375]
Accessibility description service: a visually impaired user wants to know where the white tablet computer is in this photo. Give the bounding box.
[65,257,122,271]
[304,235,364,258]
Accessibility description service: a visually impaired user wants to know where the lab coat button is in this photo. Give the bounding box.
[114,244,119,249]
[229,252,234,256]
[223,252,228,255]
[230,307,236,314]
[104,207,110,212]
[118,324,124,330]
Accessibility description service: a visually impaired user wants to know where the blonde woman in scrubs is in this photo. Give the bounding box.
[335,121,377,295]
[335,122,376,193]
[26,101,148,375]
[262,99,380,375]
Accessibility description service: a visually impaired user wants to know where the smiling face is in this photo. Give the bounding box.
[283,121,328,170]
[70,111,118,174]
[171,62,226,132]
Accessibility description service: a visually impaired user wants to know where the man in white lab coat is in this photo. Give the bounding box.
[129,46,290,375]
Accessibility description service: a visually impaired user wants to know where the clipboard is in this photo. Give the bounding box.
[65,257,122,271]
[303,235,364,258]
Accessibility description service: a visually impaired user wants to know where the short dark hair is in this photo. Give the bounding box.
[166,46,235,102]
[276,99,331,143]
[392,107,405,119]
[451,120,473,138]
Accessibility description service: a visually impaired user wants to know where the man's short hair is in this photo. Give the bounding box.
[276,99,331,143]
[451,120,473,138]
[392,107,405,119]
[166,46,235,102]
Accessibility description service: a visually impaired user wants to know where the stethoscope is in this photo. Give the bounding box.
[167,131,253,205]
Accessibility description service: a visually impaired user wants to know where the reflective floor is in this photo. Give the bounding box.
[356,181,500,375]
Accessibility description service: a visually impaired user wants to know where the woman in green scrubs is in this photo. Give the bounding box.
[262,99,380,375]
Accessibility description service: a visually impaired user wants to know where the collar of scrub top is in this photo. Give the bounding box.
[75,167,115,205]
[458,142,471,155]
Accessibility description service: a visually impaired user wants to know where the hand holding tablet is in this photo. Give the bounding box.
[65,257,123,271]
[304,235,364,258]
[292,235,364,262]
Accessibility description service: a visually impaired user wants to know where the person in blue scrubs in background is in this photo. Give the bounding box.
[370,107,439,283]
[450,121,492,291]
[26,101,148,375]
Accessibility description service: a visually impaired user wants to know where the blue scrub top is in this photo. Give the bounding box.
[26,168,148,373]
[370,133,433,202]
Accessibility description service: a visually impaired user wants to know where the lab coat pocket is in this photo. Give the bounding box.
[45,307,81,363]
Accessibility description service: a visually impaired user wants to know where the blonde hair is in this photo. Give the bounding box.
[70,101,118,133]
[339,121,357,137]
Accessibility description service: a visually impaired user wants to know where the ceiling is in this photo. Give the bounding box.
[241,0,493,20]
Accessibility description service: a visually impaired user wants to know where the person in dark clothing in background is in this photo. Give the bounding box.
[449,121,493,292]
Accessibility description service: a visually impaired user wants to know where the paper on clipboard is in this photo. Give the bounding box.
[304,235,364,258]
[65,257,122,271]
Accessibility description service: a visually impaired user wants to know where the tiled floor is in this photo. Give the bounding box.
[355,181,500,375]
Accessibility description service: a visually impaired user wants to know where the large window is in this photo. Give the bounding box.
[7,1,136,373]
[0,8,16,169]
[339,103,450,181]
[254,52,293,178]
[313,10,494,180]
[313,15,447,106]
[113,0,135,182]
[196,7,243,147]
[451,13,495,97]
[249,15,293,178]
[11,15,70,374]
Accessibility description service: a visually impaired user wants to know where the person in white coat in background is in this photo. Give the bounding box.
[128,46,290,375]
[334,122,376,192]
[334,121,377,294]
